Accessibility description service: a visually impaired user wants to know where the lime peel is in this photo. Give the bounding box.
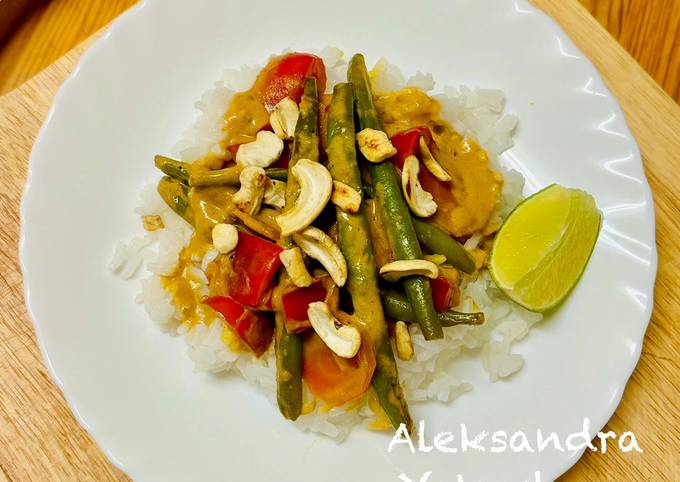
[489,184,602,312]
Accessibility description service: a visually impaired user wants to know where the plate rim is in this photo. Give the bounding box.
[19,0,658,480]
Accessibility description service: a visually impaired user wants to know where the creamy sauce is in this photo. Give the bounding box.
[161,237,213,328]
[189,185,236,238]
[161,184,236,325]
[160,62,493,423]
[221,54,294,150]
[375,87,503,237]
[223,92,269,148]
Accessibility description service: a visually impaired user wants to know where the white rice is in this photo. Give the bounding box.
[110,50,541,442]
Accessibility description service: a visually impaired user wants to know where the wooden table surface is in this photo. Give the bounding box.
[1,0,679,102]
[0,1,679,481]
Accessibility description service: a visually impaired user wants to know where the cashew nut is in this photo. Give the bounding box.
[270,97,299,140]
[275,159,332,236]
[263,178,286,209]
[356,128,397,163]
[307,301,361,358]
[142,215,164,232]
[379,259,439,282]
[331,180,362,214]
[232,166,267,215]
[402,155,437,217]
[419,137,451,182]
[423,253,447,265]
[293,226,347,287]
[279,247,313,287]
[394,321,414,361]
[235,131,284,168]
[211,223,239,254]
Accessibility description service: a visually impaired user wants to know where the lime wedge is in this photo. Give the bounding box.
[489,184,602,312]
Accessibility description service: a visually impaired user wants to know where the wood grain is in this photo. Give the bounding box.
[0,0,136,95]
[580,0,680,102]
[0,1,678,480]
[0,0,678,102]
[0,39,127,481]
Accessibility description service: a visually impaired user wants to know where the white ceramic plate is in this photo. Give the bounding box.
[21,0,657,480]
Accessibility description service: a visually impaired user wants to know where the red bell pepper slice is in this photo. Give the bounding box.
[281,280,327,333]
[430,276,454,313]
[228,231,283,307]
[391,126,451,207]
[270,143,291,169]
[390,126,433,169]
[259,53,327,111]
[204,296,274,356]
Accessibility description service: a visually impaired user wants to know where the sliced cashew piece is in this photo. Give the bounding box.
[235,131,284,168]
[419,137,451,182]
[379,259,439,282]
[275,159,332,236]
[356,128,397,163]
[293,226,347,287]
[142,214,164,232]
[212,223,239,254]
[270,97,299,140]
[394,321,414,361]
[331,180,362,214]
[402,155,438,217]
[232,166,267,215]
[263,178,286,209]
[423,253,447,265]
[279,247,313,287]
[307,301,361,358]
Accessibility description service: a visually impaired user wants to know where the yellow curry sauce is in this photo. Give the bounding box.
[160,62,498,425]
[160,58,296,347]
[374,87,503,238]
[221,55,290,150]
[163,82,500,350]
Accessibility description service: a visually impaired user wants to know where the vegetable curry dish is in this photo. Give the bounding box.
[153,52,510,433]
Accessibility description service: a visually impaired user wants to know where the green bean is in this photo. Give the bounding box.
[326,83,412,433]
[189,165,241,187]
[275,312,303,420]
[286,77,320,202]
[190,166,288,187]
[362,183,375,199]
[381,290,485,326]
[275,77,320,421]
[157,176,194,225]
[155,155,190,184]
[412,219,476,274]
[348,53,443,341]
[265,168,288,182]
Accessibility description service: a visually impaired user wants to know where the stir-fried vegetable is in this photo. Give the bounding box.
[155,155,191,184]
[281,280,327,333]
[412,218,476,274]
[348,54,443,341]
[275,312,303,420]
[274,77,321,421]
[157,176,194,225]
[152,52,495,432]
[302,331,376,407]
[259,53,327,111]
[326,82,412,431]
[228,231,283,307]
[390,127,432,167]
[381,290,485,326]
[430,275,455,312]
[204,296,274,356]
[189,166,287,187]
